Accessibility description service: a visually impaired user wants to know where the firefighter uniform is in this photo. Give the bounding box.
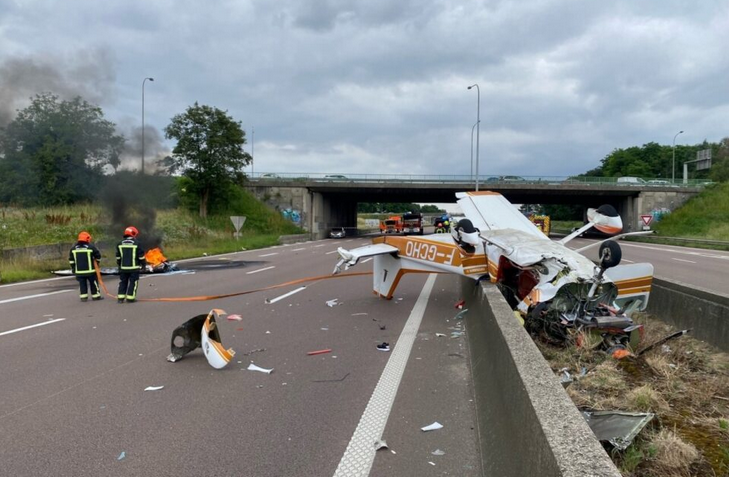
[69,232,102,301]
[116,227,146,303]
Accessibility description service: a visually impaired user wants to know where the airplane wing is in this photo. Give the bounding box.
[333,243,399,274]
[456,191,547,240]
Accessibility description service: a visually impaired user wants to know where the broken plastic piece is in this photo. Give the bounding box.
[428,462,436,466]
[453,309,469,320]
[117,452,126,461]
[326,299,339,307]
[611,348,631,360]
[436,333,446,337]
[376,342,390,352]
[144,386,164,391]
[454,299,465,309]
[202,309,236,369]
[374,439,388,451]
[581,410,654,451]
[307,349,332,356]
[247,363,274,374]
[167,314,207,363]
[431,449,445,456]
[421,422,443,432]
[227,314,243,321]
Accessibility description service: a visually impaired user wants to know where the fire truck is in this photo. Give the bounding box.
[401,212,424,235]
[379,216,403,234]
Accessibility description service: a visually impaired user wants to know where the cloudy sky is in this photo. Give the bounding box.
[1,0,728,178]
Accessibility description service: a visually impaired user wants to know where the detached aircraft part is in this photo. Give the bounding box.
[167,309,235,369]
[582,410,654,451]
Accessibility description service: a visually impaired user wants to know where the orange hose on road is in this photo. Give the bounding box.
[94,262,371,302]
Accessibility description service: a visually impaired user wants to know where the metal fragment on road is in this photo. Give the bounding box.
[421,421,443,432]
[247,363,274,374]
[581,410,654,451]
[374,440,388,451]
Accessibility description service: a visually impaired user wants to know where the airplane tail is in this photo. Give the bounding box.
[606,262,654,313]
[372,253,404,299]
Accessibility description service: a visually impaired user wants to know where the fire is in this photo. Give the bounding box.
[145,247,167,267]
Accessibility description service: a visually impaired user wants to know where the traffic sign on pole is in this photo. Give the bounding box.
[640,215,653,228]
[230,216,247,239]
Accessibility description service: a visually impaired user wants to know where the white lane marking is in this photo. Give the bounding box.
[266,286,306,304]
[292,247,307,252]
[259,252,279,257]
[621,259,635,263]
[313,244,327,248]
[0,318,66,337]
[0,290,71,305]
[325,250,339,255]
[361,258,373,264]
[672,258,697,264]
[246,266,276,275]
[0,276,73,289]
[334,274,437,477]
[621,242,729,260]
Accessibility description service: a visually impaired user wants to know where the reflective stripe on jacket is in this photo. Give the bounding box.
[69,243,100,275]
[116,238,145,271]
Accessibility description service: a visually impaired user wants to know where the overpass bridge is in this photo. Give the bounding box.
[245,173,705,239]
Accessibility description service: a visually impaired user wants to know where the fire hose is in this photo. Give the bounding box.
[94,262,372,302]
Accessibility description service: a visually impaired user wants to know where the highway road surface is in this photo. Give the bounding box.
[0,237,480,476]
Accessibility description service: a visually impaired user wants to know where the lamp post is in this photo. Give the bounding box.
[470,121,478,179]
[467,84,481,190]
[672,130,683,184]
[142,77,154,174]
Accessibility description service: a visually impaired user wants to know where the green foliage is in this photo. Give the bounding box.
[654,182,729,239]
[710,138,729,183]
[163,103,251,218]
[542,204,583,220]
[0,93,124,206]
[420,204,443,213]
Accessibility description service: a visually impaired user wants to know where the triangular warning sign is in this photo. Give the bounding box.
[640,215,653,226]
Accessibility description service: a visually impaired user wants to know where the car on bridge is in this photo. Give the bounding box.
[323,174,348,180]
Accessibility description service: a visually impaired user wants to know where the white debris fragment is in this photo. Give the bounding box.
[144,386,164,391]
[431,449,445,456]
[374,439,388,451]
[421,422,443,432]
[435,333,446,337]
[248,363,274,374]
[326,299,339,307]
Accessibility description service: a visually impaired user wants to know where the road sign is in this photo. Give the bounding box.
[230,216,247,239]
[640,215,653,226]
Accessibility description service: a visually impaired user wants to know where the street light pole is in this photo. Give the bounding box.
[467,84,481,191]
[142,77,154,174]
[672,130,683,184]
[470,121,478,179]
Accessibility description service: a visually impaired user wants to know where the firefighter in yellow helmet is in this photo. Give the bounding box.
[116,226,146,303]
[69,231,102,301]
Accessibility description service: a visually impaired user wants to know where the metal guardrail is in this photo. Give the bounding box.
[248,172,712,188]
[626,235,729,247]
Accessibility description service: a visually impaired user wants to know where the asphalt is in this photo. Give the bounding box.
[0,237,482,476]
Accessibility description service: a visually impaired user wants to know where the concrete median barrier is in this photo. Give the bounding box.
[461,278,619,476]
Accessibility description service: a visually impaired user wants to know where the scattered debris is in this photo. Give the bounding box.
[266,331,271,334]
[236,327,244,331]
[247,363,274,374]
[428,461,436,466]
[351,313,368,316]
[581,410,654,451]
[448,353,465,358]
[321,327,329,331]
[117,451,126,461]
[307,349,332,356]
[450,331,464,338]
[454,299,465,309]
[453,309,468,320]
[166,309,235,369]
[379,324,386,330]
[227,314,243,321]
[374,439,388,451]
[326,299,339,307]
[312,372,350,383]
[559,369,573,387]
[436,333,446,337]
[242,348,266,356]
[376,342,390,352]
[431,449,445,456]
[144,386,164,391]
[637,329,691,356]
[421,422,443,432]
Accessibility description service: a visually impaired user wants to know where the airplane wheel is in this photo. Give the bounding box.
[599,240,622,268]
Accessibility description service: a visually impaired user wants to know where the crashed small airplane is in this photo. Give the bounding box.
[334,191,654,351]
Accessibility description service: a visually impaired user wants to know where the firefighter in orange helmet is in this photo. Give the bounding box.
[115,226,146,303]
[69,231,102,301]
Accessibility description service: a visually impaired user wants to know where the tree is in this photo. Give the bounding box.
[0,93,124,206]
[163,103,251,218]
[710,137,729,183]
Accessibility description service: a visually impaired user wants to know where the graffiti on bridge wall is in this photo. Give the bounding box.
[281,208,302,225]
[650,207,671,222]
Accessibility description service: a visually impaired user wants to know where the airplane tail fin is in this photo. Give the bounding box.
[606,262,654,314]
[373,253,405,299]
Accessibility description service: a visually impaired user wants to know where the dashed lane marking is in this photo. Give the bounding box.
[246,266,276,275]
[0,290,71,305]
[259,252,279,257]
[0,318,66,337]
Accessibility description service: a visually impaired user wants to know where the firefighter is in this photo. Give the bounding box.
[116,226,146,303]
[69,231,102,301]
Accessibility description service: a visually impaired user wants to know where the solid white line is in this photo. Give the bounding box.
[334,274,437,477]
[0,290,72,305]
[266,286,306,304]
[361,258,372,264]
[325,250,339,255]
[0,318,66,337]
[313,244,327,248]
[292,248,307,252]
[0,276,73,289]
[246,266,276,275]
[259,252,279,257]
[672,258,696,264]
